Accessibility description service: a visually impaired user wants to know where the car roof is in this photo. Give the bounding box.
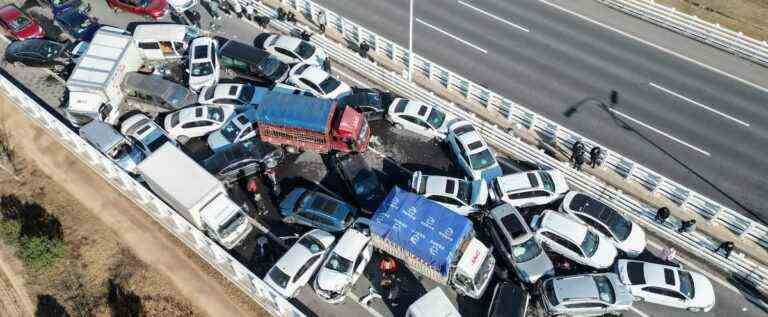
[305,191,349,219]
[271,34,301,50]
[212,84,243,99]
[402,100,432,118]
[424,175,460,196]
[333,229,370,260]
[567,193,616,221]
[455,130,486,153]
[639,261,679,289]
[220,39,270,64]
[553,275,600,302]
[298,65,328,82]
[490,204,532,242]
[540,211,587,242]
[176,106,209,123]
[496,172,539,192]
[275,236,317,275]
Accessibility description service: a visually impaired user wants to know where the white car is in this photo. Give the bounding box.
[255,33,329,69]
[387,98,456,140]
[616,260,715,312]
[198,83,268,107]
[532,210,617,269]
[490,169,569,207]
[187,37,220,91]
[410,171,488,216]
[264,229,336,298]
[561,192,646,256]
[163,105,234,143]
[288,62,351,99]
[206,110,258,151]
[446,120,503,183]
[120,113,177,156]
[314,219,373,304]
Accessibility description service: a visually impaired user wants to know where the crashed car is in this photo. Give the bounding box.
[202,138,285,183]
[313,218,372,304]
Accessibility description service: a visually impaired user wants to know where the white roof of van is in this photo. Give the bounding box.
[407,288,460,317]
[67,28,132,90]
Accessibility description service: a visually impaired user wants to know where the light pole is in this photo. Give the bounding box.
[407,0,414,81]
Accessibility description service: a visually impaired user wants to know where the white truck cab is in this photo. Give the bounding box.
[133,24,199,62]
[406,288,460,317]
[452,237,495,299]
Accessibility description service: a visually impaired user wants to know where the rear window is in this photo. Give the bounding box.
[310,196,340,215]
[545,280,559,306]
[393,99,408,113]
[500,213,526,238]
[594,276,616,304]
[467,141,484,151]
[193,45,208,59]
[526,173,539,188]
[452,124,474,136]
[170,112,181,127]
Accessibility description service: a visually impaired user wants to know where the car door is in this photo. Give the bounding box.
[352,243,372,281]
[488,221,515,268]
[541,231,584,264]
[641,286,687,307]
[293,253,322,293]
[397,114,433,138]
[210,42,220,82]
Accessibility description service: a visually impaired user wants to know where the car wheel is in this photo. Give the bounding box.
[688,307,701,312]
[177,135,190,144]
[633,296,644,303]
[393,123,403,130]
[285,145,302,154]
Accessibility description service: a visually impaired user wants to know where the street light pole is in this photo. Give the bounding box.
[408,0,414,81]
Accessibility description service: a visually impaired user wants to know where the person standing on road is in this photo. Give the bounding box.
[655,206,671,224]
[589,146,604,168]
[316,10,327,33]
[678,218,697,234]
[714,241,735,259]
[359,40,371,60]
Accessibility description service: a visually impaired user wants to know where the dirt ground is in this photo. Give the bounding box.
[652,0,768,41]
[0,95,267,316]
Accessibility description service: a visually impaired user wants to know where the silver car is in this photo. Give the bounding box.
[79,120,144,175]
[486,203,553,284]
[540,273,633,316]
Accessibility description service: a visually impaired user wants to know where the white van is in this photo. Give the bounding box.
[133,24,199,62]
[406,288,460,317]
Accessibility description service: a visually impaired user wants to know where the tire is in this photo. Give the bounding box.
[177,135,190,144]
[285,145,301,154]
[633,296,644,303]
[688,307,702,312]
[393,123,403,130]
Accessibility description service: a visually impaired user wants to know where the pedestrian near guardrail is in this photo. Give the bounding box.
[714,241,736,259]
[679,219,697,234]
[571,141,586,171]
[655,207,671,224]
[359,40,371,61]
[316,10,327,34]
[589,146,604,168]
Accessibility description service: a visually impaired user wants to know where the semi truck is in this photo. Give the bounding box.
[137,143,253,249]
[370,187,496,299]
[64,27,141,126]
[253,93,370,154]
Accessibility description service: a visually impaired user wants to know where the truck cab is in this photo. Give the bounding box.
[64,91,120,126]
[452,237,496,299]
[332,106,370,153]
[133,24,197,62]
[200,192,252,249]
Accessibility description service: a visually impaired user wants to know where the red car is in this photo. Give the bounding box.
[106,0,168,20]
[0,5,44,40]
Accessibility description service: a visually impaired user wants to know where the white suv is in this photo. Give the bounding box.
[187,37,220,91]
[491,170,569,207]
[256,33,329,69]
[532,210,617,269]
[446,120,502,183]
[386,98,456,140]
[616,260,715,312]
[163,105,234,143]
[410,171,488,215]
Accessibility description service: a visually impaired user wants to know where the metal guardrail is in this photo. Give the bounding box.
[598,0,768,67]
[0,74,305,317]
[250,0,768,290]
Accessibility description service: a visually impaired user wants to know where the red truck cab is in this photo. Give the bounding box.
[332,106,370,153]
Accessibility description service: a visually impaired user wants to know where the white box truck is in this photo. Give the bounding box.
[65,27,141,127]
[137,143,253,249]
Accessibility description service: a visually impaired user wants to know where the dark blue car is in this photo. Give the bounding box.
[279,188,357,233]
[42,0,85,16]
[55,7,99,41]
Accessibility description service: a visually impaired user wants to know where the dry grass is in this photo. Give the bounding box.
[653,0,768,41]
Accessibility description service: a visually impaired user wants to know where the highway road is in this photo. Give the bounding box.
[313,0,768,224]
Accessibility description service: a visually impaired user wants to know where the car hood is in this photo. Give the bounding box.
[471,180,489,206]
[550,171,570,195]
[114,146,144,174]
[207,131,230,151]
[480,165,504,184]
[16,23,43,40]
[616,223,646,256]
[515,251,554,284]
[315,269,351,293]
[590,236,618,269]
[689,273,716,310]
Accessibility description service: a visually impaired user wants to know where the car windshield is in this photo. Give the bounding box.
[581,231,599,257]
[296,41,316,59]
[218,212,245,237]
[191,62,213,76]
[319,76,341,94]
[605,212,633,241]
[426,108,446,129]
[539,171,556,192]
[510,237,543,262]
[678,271,695,299]
[9,15,31,31]
[40,41,61,58]
[239,86,255,103]
[594,276,616,304]
[268,268,290,289]
[469,149,495,170]
[258,57,281,75]
[207,107,225,121]
[474,252,494,288]
[298,235,326,253]
[169,112,181,127]
[353,172,378,197]
[324,252,352,274]
[455,181,472,205]
[219,120,242,142]
[146,134,170,152]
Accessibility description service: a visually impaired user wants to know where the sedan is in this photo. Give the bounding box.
[490,169,570,207]
[447,120,502,183]
[202,139,284,183]
[164,105,233,143]
[410,171,488,216]
[188,37,220,91]
[54,6,99,41]
[387,98,456,140]
[288,62,351,99]
[198,83,268,107]
[532,210,618,269]
[331,153,386,214]
[616,260,715,312]
[279,188,357,233]
[120,113,177,156]
[106,0,167,20]
[264,229,336,298]
[540,273,633,316]
[254,32,329,70]
[561,191,646,256]
[207,109,258,151]
[0,5,44,40]
[4,39,83,68]
[338,87,396,121]
[314,218,373,304]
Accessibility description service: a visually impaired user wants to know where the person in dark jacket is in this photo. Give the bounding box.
[589,146,604,168]
[655,207,671,223]
[678,219,697,234]
[714,241,735,259]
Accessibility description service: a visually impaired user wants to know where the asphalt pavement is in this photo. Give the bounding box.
[312,0,768,224]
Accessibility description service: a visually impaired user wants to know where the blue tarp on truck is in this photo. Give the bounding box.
[371,187,474,278]
[253,92,335,133]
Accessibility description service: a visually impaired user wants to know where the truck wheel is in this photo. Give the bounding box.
[285,146,301,154]
[177,135,190,144]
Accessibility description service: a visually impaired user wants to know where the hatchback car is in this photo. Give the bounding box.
[106,0,167,20]
[410,171,488,216]
[54,6,99,41]
[218,38,290,84]
[487,282,530,317]
[491,169,569,207]
[119,113,177,156]
[616,260,715,312]
[188,37,220,91]
[0,5,44,40]
[561,192,646,256]
[207,109,258,151]
[338,87,397,121]
[4,39,83,68]
[164,105,233,143]
[314,218,373,304]
[198,83,269,107]
[331,153,386,214]
[264,229,336,298]
[288,62,351,99]
[531,210,618,269]
[540,273,633,317]
[279,188,357,233]
[485,203,553,284]
[254,32,329,70]
[447,120,502,183]
[202,138,284,183]
[387,98,456,140]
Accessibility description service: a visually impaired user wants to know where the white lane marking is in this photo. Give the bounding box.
[457,0,530,33]
[649,82,751,127]
[646,240,740,293]
[608,109,711,156]
[416,18,489,53]
[537,0,768,95]
[630,306,651,317]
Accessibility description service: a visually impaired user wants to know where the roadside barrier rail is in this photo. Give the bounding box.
[0,74,305,317]
[252,0,768,290]
[597,0,768,67]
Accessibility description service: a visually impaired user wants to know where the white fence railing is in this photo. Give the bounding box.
[0,73,305,317]
[598,0,768,67]
[251,0,768,290]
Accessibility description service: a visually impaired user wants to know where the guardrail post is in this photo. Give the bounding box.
[738,222,754,240]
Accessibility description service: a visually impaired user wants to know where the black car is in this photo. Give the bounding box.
[331,153,386,214]
[4,39,81,68]
[217,37,290,84]
[487,281,529,317]
[202,138,285,183]
[339,87,397,121]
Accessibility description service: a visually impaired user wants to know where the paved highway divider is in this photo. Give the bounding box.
[253,0,768,291]
[0,73,305,317]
